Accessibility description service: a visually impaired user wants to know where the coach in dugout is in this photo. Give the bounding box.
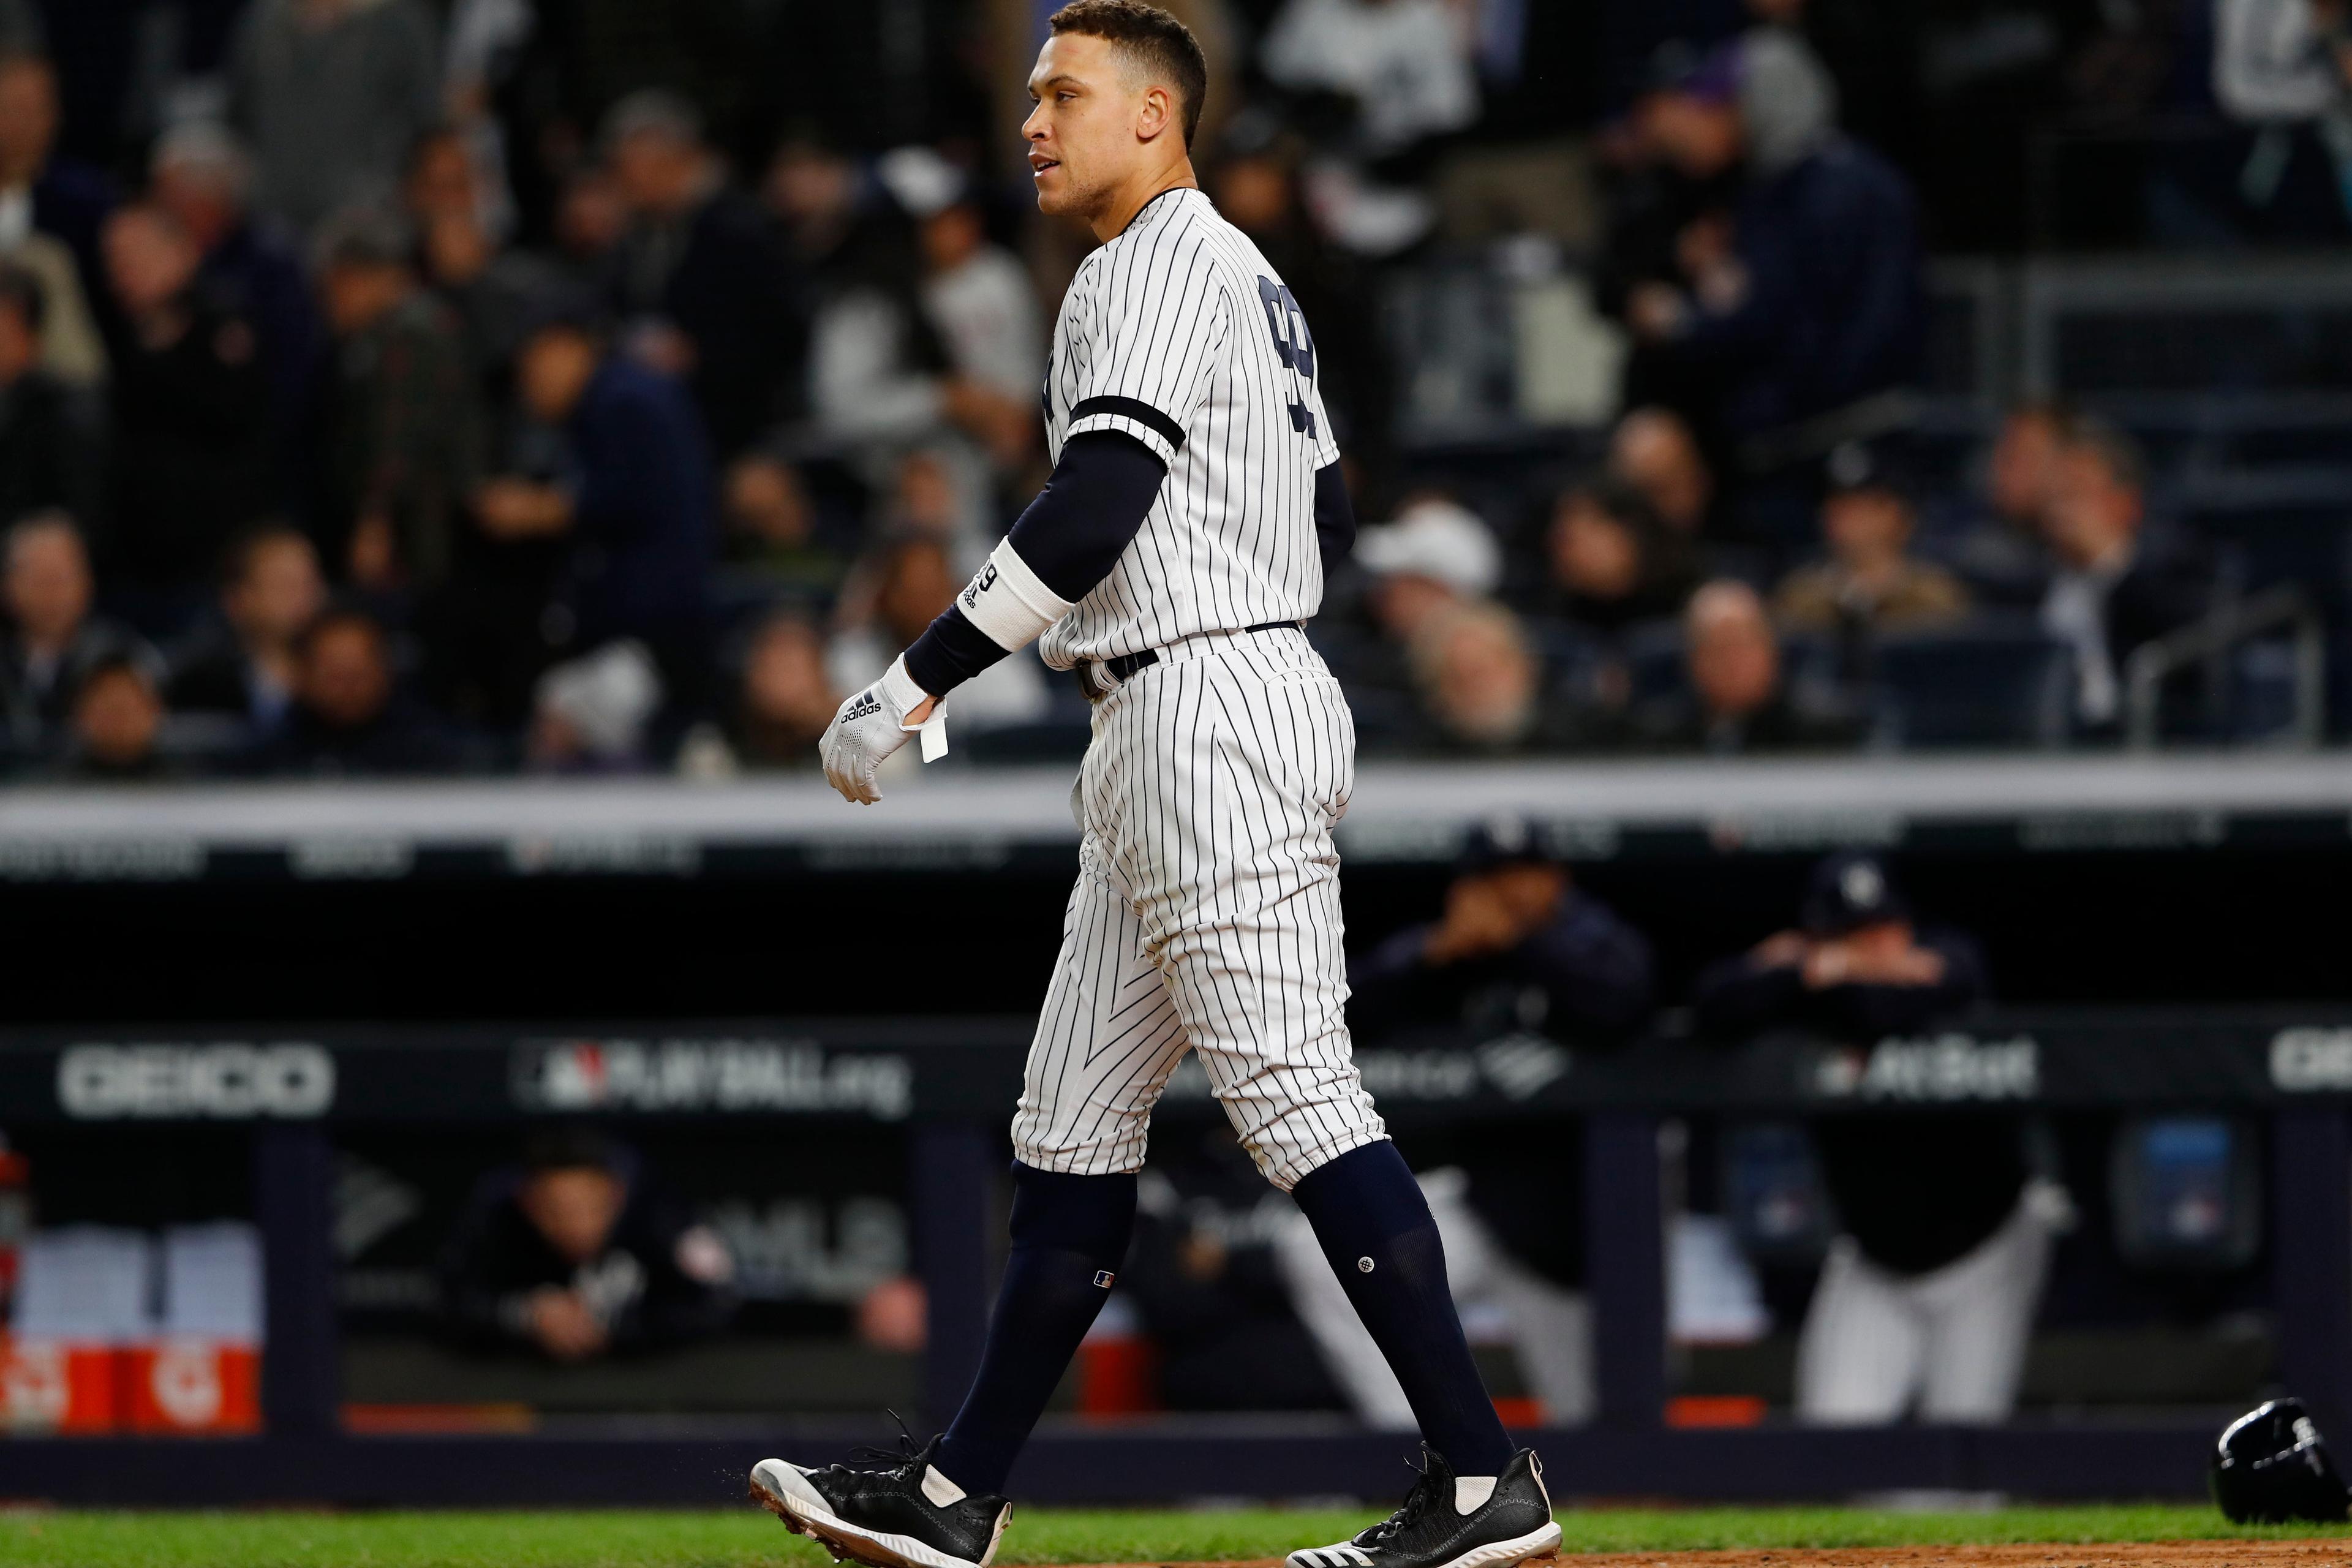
[1276,820,1656,1427]
[1694,851,2057,1424]
[439,1128,736,1362]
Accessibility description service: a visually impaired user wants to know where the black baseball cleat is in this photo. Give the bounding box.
[1286,1446,1560,1568]
[750,1432,1011,1568]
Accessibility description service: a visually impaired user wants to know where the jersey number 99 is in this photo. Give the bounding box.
[1257,276,1319,440]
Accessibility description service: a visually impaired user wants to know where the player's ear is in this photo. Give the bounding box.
[1136,83,1171,144]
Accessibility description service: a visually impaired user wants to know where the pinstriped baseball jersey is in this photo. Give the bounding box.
[1036,186,1340,671]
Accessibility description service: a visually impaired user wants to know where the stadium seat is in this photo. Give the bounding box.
[2186,496,2352,616]
[1868,620,2074,748]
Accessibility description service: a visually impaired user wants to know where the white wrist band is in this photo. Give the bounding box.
[958,538,1076,652]
[882,655,948,763]
[881,654,930,715]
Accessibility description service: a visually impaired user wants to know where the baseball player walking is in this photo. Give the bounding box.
[752,7,1556,1568]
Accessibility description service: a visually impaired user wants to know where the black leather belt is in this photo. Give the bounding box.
[1077,620,1301,700]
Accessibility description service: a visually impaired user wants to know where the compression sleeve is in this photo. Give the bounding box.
[1314,461,1355,586]
[902,431,1167,696]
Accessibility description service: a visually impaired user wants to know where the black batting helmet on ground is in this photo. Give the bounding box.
[2211,1397,2352,1524]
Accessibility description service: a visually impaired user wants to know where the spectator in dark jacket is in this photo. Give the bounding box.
[0,510,151,754]
[315,208,484,592]
[404,126,565,402]
[1535,477,1697,634]
[254,604,456,775]
[0,263,97,526]
[1947,401,2070,608]
[1693,851,2048,1425]
[601,91,806,459]
[438,1127,736,1361]
[1351,819,1656,1043]
[148,122,321,487]
[2037,418,2211,736]
[1637,579,1860,753]
[474,309,716,709]
[165,524,326,741]
[1627,42,1923,445]
[100,202,275,618]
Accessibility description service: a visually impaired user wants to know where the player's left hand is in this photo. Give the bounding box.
[820,655,933,805]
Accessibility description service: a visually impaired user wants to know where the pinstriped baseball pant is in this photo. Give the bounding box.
[1010,627,1387,1191]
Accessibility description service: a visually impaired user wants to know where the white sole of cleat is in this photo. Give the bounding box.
[749,1459,1007,1568]
[1284,1522,1564,1568]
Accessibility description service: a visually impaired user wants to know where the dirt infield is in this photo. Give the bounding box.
[1074,1550,2351,1568]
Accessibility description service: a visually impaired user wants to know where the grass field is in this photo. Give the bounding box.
[0,1505,2346,1568]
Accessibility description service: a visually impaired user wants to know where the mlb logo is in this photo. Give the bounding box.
[1092,1270,1116,1289]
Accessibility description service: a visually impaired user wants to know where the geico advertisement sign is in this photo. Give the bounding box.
[56,1043,336,1118]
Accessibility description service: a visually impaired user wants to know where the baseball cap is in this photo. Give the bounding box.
[1644,38,1742,106]
[1355,496,1502,597]
[1824,439,1916,502]
[1801,851,1909,936]
[516,281,608,339]
[1457,816,1556,876]
[875,146,971,219]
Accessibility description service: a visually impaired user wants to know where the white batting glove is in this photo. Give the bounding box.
[820,655,933,804]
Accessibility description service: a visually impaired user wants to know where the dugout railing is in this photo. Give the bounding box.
[3,1008,2349,1507]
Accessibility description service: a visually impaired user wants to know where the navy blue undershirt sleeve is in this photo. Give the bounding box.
[902,431,1167,697]
[1314,460,1355,584]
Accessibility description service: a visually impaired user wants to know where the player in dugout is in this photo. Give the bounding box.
[1280,818,1656,1429]
[438,1127,737,1363]
[754,6,1559,1568]
[1692,851,2058,1425]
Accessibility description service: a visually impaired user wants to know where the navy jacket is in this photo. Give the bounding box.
[1349,890,1656,1042]
[558,358,717,644]
[607,190,808,459]
[33,159,114,323]
[1692,925,1985,1042]
[1677,137,1923,439]
[439,1153,736,1355]
[200,219,322,459]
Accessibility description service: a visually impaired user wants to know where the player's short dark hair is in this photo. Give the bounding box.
[524,1125,620,1176]
[1047,0,1209,148]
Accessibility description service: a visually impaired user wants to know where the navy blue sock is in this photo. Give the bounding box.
[1289,1140,1513,1476]
[933,1163,1134,1495]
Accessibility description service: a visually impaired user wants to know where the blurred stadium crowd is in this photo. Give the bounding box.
[0,0,2335,778]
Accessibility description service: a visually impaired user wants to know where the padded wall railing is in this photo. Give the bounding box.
[4,1008,2349,1506]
